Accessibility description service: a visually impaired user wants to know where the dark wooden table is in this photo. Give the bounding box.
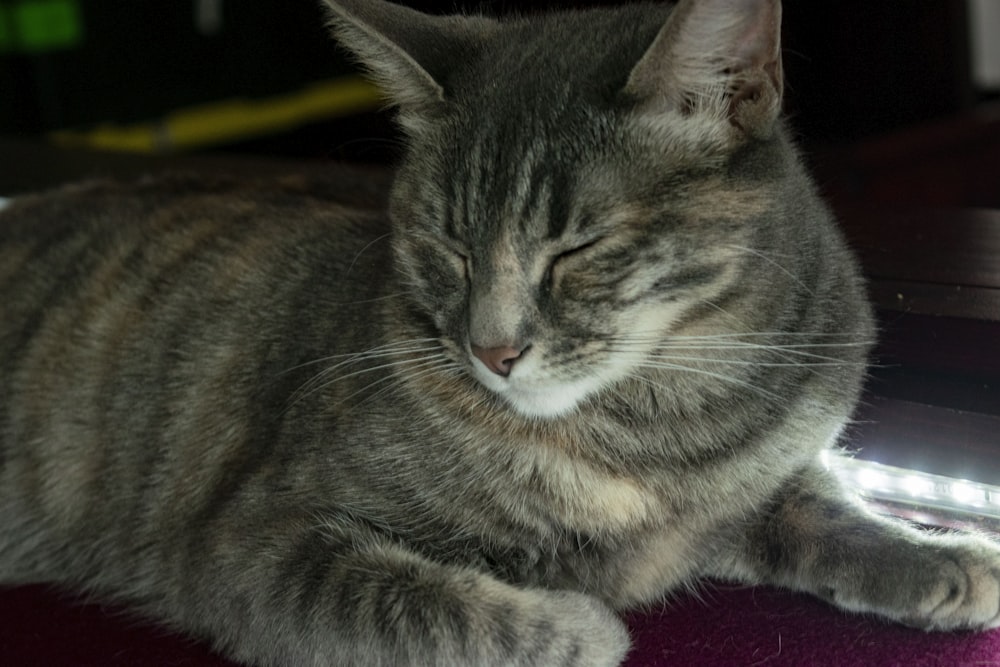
[815,107,1000,484]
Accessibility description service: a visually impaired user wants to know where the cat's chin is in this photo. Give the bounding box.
[501,388,585,420]
[473,372,601,420]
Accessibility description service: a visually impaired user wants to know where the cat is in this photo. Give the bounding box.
[2,0,1000,665]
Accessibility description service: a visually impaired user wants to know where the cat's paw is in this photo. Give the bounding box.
[828,532,1000,632]
[899,535,1000,631]
[516,589,630,667]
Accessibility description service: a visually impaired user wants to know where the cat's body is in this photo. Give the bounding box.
[3,1,1000,666]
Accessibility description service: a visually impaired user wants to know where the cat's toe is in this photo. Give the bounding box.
[542,591,631,667]
[907,539,1000,631]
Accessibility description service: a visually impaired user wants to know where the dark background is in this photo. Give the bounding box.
[0,0,982,162]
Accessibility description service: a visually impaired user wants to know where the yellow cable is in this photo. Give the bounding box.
[50,75,383,153]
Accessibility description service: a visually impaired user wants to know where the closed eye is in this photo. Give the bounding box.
[546,237,606,289]
[559,238,603,261]
[443,242,470,281]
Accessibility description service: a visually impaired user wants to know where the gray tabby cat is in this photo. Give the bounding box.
[2,0,999,665]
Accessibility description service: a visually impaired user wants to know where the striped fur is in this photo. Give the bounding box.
[2,2,999,665]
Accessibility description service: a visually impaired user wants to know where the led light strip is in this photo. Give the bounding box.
[822,450,1000,523]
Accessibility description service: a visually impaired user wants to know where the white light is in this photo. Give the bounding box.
[903,475,934,497]
[950,481,983,506]
[857,468,891,492]
[819,449,832,469]
[824,452,1000,522]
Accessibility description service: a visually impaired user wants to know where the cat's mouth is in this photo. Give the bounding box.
[468,351,602,419]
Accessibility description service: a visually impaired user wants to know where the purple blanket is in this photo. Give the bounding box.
[3,582,998,666]
[624,584,1000,667]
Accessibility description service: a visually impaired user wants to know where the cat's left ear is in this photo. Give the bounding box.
[320,0,497,135]
[625,0,783,142]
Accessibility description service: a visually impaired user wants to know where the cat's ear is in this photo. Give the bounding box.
[625,0,783,142]
[320,0,495,134]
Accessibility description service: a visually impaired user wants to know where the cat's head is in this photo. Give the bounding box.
[323,0,789,419]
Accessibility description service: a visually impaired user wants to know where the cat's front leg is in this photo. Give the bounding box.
[709,462,1000,631]
[191,522,629,667]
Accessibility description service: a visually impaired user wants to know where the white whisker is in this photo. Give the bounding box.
[644,354,854,368]
[346,233,391,275]
[331,292,408,306]
[604,331,869,366]
[281,338,441,374]
[652,344,864,365]
[607,327,866,347]
[333,358,461,411]
[726,244,813,295]
[316,353,450,388]
[283,339,449,412]
[635,361,781,401]
[625,373,682,401]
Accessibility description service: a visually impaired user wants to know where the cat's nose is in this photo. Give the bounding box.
[471,344,527,377]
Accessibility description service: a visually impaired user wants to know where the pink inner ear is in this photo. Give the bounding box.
[733,5,784,110]
[731,4,784,100]
[627,0,783,94]
[731,0,781,64]
[677,0,781,57]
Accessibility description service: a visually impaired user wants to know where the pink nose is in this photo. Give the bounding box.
[471,345,525,377]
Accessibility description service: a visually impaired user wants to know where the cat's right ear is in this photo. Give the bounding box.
[320,0,495,135]
[625,0,783,144]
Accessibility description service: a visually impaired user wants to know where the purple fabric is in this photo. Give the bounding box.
[2,582,999,666]
[623,584,1000,667]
